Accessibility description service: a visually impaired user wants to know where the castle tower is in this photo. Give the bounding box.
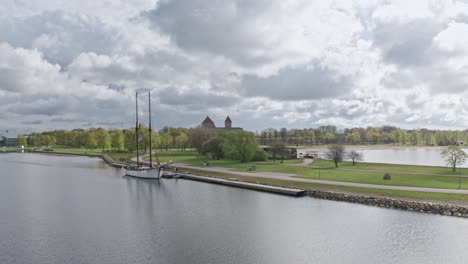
[202,116,216,128]
[225,116,232,129]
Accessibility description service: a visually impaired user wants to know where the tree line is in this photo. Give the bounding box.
[258,126,468,146]
[19,127,267,163]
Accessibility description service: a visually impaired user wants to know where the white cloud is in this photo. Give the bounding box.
[2,0,468,133]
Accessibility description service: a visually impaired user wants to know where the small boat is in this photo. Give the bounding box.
[124,91,162,179]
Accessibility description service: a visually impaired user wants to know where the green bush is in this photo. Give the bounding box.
[252,148,268,161]
[43,148,54,152]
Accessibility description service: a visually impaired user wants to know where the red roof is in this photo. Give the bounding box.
[202,116,215,124]
[225,116,232,122]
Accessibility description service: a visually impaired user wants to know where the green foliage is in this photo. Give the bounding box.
[252,148,268,161]
[189,128,212,153]
[96,129,111,150]
[111,129,124,150]
[175,132,189,151]
[124,129,136,152]
[17,135,27,147]
[202,136,225,160]
[223,130,259,162]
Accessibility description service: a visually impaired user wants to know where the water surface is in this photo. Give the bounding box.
[1,153,468,264]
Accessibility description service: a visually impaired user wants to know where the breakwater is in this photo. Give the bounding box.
[177,173,307,196]
[308,189,468,217]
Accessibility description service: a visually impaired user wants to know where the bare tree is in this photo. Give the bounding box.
[325,145,346,168]
[347,150,363,165]
[441,146,467,172]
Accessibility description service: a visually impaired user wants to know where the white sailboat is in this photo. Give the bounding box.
[123,91,162,179]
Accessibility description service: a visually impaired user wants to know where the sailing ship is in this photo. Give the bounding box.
[123,91,163,179]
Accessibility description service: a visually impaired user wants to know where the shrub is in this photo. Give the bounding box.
[252,148,268,161]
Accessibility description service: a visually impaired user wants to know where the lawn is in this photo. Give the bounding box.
[313,158,468,175]
[153,150,468,190]
[180,167,468,203]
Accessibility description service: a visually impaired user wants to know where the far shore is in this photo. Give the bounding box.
[296,145,461,151]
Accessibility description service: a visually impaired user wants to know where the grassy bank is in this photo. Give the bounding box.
[153,150,468,190]
[179,167,468,203]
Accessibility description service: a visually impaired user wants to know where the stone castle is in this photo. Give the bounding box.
[201,116,242,132]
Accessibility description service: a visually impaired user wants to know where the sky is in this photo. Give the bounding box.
[2,0,468,135]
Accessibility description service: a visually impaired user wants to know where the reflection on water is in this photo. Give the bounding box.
[1,153,468,264]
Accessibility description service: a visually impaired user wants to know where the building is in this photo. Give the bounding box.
[201,116,243,132]
[0,136,18,147]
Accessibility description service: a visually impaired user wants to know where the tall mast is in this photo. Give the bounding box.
[135,91,139,166]
[149,91,152,168]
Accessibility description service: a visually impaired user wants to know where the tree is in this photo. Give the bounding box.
[111,129,124,150]
[161,133,172,151]
[96,129,111,150]
[124,129,136,152]
[440,146,467,172]
[85,131,97,149]
[17,135,27,147]
[223,130,259,162]
[49,136,56,147]
[202,136,225,160]
[27,133,38,147]
[269,142,289,163]
[410,130,419,145]
[188,128,212,153]
[347,150,363,165]
[325,145,346,168]
[175,132,190,151]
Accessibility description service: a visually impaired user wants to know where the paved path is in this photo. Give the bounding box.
[172,163,468,195]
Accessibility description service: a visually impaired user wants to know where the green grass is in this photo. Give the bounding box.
[313,159,468,175]
[152,150,468,190]
[180,167,468,203]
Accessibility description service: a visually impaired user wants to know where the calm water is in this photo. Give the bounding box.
[1,153,468,264]
[356,148,468,167]
[311,148,467,167]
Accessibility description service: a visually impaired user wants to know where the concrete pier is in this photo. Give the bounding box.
[175,173,307,197]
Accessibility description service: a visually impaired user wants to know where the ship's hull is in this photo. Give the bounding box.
[123,167,163,179]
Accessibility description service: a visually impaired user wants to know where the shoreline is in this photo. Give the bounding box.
[296,145,454,151]
[5,151,468,218]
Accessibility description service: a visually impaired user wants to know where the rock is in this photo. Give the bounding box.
[383,173,392,180]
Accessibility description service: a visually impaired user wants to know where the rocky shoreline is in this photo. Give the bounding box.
[308,189,468,218]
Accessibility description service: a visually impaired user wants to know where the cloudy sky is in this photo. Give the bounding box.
[2,0,468,134]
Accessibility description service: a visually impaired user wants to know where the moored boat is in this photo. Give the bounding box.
[124,91,161,179]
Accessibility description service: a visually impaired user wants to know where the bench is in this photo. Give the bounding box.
[247,166,257,171]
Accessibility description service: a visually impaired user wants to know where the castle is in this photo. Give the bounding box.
[201,116,243,132]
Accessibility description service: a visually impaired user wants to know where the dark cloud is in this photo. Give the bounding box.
[159,87,240,110]
[242,65,351,100]
[21,120,43,125]
[372,18,444,66]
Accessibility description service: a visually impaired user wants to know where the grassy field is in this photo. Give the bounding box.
[152,150,468,190]
[179,167,468,203]
[313,158,468,175]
